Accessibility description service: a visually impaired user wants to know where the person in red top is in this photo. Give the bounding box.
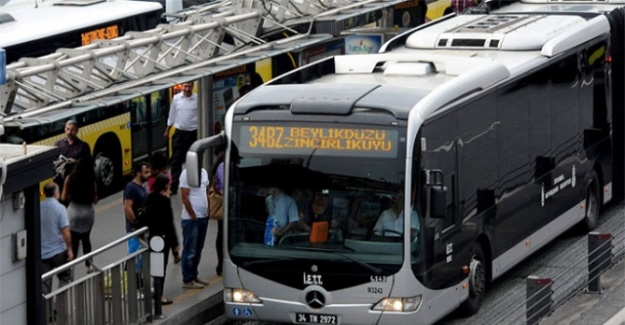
[147,151,172,193]
[452,0,476,13]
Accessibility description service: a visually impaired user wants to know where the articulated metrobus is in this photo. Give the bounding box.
[185,3,625,324]
[0,0,163,64]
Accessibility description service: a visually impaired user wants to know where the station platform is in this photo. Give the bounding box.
[89,189,224,325]
[152,275,223,325]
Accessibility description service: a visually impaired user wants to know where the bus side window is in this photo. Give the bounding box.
[135,101,145,123]
[151,96,163,124]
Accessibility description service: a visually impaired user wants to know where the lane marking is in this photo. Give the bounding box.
[164,276,223,306]
[96,198,122,214]
[604,307,625,325]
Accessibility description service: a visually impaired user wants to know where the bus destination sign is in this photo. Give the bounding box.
[238,125,398,158]
[81,25,119,46]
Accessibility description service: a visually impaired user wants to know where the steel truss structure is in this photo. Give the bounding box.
[1,0,403,120]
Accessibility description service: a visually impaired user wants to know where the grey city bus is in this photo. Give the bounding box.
[186,5,625,324]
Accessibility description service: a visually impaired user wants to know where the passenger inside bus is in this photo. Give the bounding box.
[265,187,300,238]
[297,189,333,232]
[297,189,336,243]
[372,192,419,241]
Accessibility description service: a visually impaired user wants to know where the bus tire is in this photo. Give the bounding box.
[583,171,601,231]
[93,146,121,196]
[460,244,486,316]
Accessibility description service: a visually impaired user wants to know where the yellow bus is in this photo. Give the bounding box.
[427,0,453,20]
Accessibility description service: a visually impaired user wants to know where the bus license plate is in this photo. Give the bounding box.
[295,313,338,324]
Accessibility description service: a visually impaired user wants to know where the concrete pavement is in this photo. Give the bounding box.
[539,257,625,325]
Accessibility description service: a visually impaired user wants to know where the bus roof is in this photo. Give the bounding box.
[0,0,162,47]
[340,13,605,82]
[240,12,609,119]
[492,0,625,16]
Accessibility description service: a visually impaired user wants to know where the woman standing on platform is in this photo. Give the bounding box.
[61,156,98,273]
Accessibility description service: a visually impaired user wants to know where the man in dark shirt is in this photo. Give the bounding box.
[54,120,92,194]
[124,161,150,234]
[123,161,150,291]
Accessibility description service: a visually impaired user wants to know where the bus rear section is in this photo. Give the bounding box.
[196,7,619,325]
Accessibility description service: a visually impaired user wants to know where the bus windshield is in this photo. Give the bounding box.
[228,122,421,275]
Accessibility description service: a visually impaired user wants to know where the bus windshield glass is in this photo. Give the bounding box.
[228,122,421,274]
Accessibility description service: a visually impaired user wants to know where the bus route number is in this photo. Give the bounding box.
[248,126,284,148]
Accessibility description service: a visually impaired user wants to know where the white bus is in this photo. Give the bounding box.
[186,2,625,324]
[0,0,163,64]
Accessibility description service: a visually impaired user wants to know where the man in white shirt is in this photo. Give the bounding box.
[165,82,198,194]
[373,194,419,239]
[179,167,210,289]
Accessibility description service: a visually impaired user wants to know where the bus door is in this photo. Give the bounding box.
[130,89,170,160]
[419,117,470,290]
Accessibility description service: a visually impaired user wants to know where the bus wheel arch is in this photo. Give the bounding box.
[93,133,122,196]
[460,239,489,316]
[582,169,601,231]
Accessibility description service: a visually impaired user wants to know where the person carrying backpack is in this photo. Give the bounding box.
[123,161,150,269]
[124,161,150,232]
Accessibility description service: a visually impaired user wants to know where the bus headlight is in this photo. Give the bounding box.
[224,288,262,303]
[372,296,421,312]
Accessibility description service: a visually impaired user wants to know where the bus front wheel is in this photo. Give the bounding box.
[460,244,486,316]
[94,150,118,196]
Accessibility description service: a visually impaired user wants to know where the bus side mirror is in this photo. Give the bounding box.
[424,169,447,219]
[186,132,225,187]
[430,185,447,219]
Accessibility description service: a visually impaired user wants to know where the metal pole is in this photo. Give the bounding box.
[526,275,553,325]
[587,232,613,294]
[198,75,215,170]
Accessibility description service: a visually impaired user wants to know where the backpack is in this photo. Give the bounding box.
[134,202,148,229]
[125,182,148,230]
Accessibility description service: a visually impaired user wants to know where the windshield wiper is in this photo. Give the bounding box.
[289,246,382,275]
[241,257,295,268]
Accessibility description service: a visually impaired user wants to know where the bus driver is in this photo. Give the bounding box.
[372,192,419,239]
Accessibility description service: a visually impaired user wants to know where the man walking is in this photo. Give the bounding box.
[54,120,91,197]
[165,82,197,194]
[179,167,210,288]
[41,182,73,295]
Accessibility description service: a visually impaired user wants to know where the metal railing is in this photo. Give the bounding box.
[489,203,625,325]
[41,227,151,325]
